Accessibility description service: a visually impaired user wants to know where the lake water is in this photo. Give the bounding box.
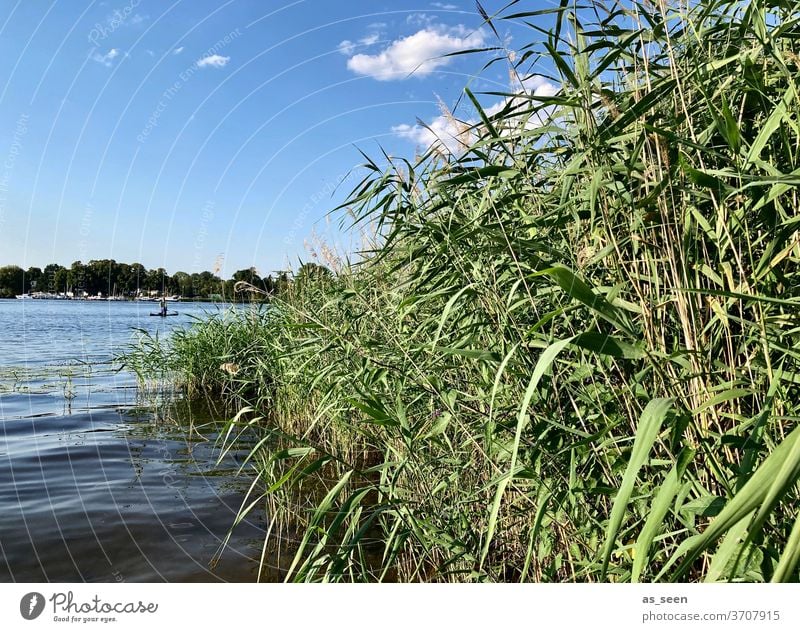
[0,299,269,582]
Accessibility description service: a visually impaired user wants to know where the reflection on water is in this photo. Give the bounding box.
[0,300,270,582]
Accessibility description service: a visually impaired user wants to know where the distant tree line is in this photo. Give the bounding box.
[0,260,292,299]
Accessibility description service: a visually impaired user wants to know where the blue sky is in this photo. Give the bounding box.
[0,0,552,278]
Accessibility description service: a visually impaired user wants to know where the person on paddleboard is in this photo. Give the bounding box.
[159,297,167,317]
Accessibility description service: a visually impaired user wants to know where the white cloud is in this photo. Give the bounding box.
[407,13,437,27]
[346,26,485,81]
[338,33,380,56]
[393,114,474,155]
[173,46,185,55]
[130,13,148,25]
[359,33,380,46]
[196,54,230,68]
[337,39,355,55]
[393,75,559,155]
[91,48,119,67]
[484,75,559,127]
[432,2,458,8]
[520,75,558,94]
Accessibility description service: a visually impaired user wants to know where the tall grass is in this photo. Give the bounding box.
[127,0,800,582]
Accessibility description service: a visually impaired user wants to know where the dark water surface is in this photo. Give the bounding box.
[0,299,265,582]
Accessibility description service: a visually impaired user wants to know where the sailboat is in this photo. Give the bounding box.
[17,271,30,299]
[107,283,124,301]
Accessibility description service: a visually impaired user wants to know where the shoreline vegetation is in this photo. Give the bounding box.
[0,260,288,301]
[126,1,800,582]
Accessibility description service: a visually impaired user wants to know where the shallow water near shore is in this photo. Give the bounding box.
[0,299,268,582]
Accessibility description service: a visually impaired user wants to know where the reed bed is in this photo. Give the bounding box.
[126,0,800,582]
